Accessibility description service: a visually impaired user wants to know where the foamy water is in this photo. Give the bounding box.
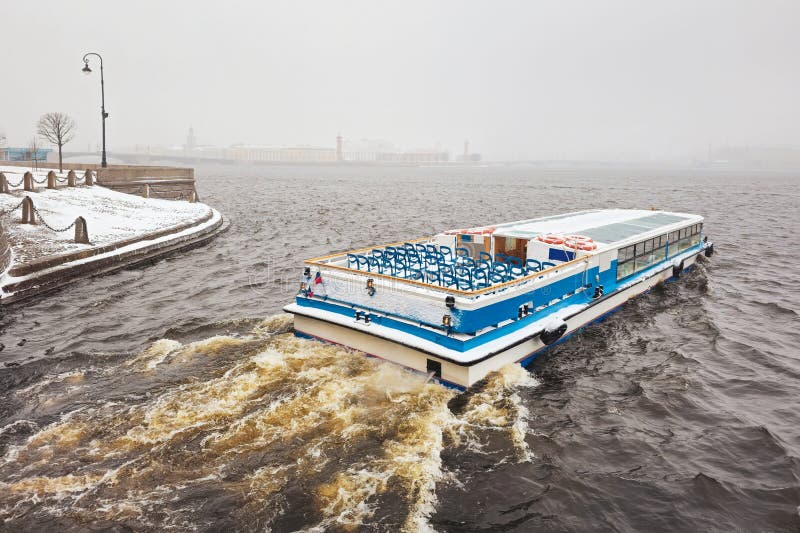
[0,317,536,531]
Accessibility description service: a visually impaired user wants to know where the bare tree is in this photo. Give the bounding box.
[28,137,42,171]
[37,112,76,173]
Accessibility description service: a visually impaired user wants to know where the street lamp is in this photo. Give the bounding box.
[81,52,108,168]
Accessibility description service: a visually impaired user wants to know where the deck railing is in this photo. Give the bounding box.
[304,238,592,297]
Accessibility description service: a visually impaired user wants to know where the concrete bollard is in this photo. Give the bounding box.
[84,170,94,186]
[142,184,150,198]
[74,216,89,244]
[47,171,57,189]
[20,197,36,224]
[67,170,77,187]
[23,172,34,192]
[0,173,8,194]
[190,190,198,203]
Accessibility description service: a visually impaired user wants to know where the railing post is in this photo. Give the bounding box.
[190,189,198,203]
[142,183,150,198]
[67,170,77,187]
[84,170,94,186]
[0,173,8,194]
[74,216,89,244]
[23,172,34,192]
[21,196,36,224]
[47,170,57,189]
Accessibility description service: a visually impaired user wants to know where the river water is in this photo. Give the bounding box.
[1,164,798,532]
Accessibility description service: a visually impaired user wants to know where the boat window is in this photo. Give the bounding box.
[668,223,703,257]
[617,232,668,281]
[669,231,679,244]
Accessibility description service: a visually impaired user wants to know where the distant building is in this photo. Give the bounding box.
[456,139,482,162]
[712,145,800,169]
[185,126,197,151]
[0,146,52,162]
[340,136,450,163]
[375,150,450,163]
[226,144,337,162]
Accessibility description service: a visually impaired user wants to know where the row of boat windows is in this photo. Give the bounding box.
[616,224,702,280]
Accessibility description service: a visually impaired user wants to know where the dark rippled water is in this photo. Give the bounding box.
[1,164,798,532]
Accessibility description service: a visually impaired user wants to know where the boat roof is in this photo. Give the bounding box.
[487,209,703,246]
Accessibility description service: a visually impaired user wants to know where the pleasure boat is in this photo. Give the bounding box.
[284,209,714,389]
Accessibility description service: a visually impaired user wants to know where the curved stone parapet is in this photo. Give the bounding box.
[0,220,10,275]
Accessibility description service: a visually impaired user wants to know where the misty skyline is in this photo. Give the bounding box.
[2,0,799,161]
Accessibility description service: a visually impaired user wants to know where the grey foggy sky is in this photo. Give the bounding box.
[2,0,799,161]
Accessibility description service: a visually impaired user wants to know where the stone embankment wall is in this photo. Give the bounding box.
[0,162,197,201]
[0,220,10,274]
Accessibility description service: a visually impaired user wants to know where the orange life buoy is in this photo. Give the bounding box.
[537,234,565,245]
[465,226,496,235]
[565,234,593,243]
[563,234,596,251]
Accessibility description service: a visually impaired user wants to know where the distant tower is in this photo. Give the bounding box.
[186,126,197,151]
[336,132,343,161]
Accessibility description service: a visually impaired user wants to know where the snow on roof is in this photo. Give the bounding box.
[491,209,702,245]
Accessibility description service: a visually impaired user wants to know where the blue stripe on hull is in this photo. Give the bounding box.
[518,263,696,369]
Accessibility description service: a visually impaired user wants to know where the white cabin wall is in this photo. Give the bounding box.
[433,235,457,249]
[527,239,554,262]
[598,250,615,272]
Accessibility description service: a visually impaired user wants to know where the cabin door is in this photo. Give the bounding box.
[457,234,490,258]
[494,236,527,262]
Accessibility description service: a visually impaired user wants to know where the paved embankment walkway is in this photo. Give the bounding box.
[0,166,226,303]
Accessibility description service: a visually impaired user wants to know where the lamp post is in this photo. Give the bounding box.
[81,52,108,168]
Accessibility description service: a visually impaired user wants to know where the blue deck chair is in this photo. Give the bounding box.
[456,278,473,291]
[492,263,509,282]
[455,247,470,261]
[371,249,384,260]
[507,256,523,267]
[441,273,458,288]
[490,272,507,284]
[541,261,556,269]
[439,264,454,277]
[476,259,492,272]
[424,253,439,268]
[384,246,397,260]
[381,256,396,274]
[495,253,508,263]
[391,261,408,278]
[415,244,428,255]
[439,245,453,263]
[454,265,472,283]
[425,244,438,255]
[478,251,493,264]
[354,255,369,271]
[407,268,425,281]
[347,253,359,269]
[474,268,491,289]
[426,270,442,285]
[526,259,542,273]
[510,265,525,277]
[367,256,383,273]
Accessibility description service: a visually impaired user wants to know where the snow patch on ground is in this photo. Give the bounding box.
[0,166,209,264]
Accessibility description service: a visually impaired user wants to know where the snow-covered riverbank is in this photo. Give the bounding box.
[0,165,225,303]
